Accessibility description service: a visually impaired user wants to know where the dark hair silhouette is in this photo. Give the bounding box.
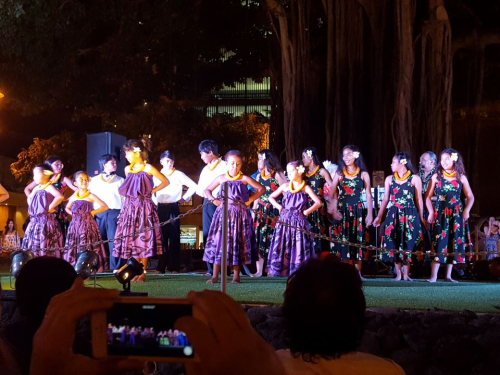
[283,256,366,361]
[160,150,175,161]
[258,149,284,174]
[198,140,219,155]
[225,150,242,161]
[98,154,117,172]
[437,148,466,179]
[337,145,368,175]
[394,152,416,174]
[302,147,322,167]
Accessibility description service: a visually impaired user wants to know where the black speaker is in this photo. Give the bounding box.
[86,132,127,178]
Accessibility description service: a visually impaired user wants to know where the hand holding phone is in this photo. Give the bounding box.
[30,279,143,375]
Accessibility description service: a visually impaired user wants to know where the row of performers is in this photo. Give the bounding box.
[16,139,473,284]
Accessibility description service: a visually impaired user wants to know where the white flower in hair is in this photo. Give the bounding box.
[306,150,313,158]
[323,160,338,175]
[400,159,407,165]
[451,153,458,162]
[323,160,331,169]
[133,147,141,153]
[296,165,305,174]
[352,151,360,159]
[261,153,266,160]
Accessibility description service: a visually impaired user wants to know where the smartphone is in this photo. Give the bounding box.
[92,297,200,362]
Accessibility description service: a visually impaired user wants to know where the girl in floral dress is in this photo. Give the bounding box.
[329,145,373,277]
[252,149,287,277]
[373,153,424,281]
[426,148,474,283]
[22,164,64,257]
[64,171,108,267]
[302,147,333,255]
[267,161,322,277]
[112,139,169,282]
[203,150,265,284]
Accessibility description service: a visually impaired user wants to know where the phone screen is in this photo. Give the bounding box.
[106,302,193,358]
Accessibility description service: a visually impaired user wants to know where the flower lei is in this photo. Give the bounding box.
[306,164,320,178]
[261,169,274,179]
[290,180,306,193]
[443,170,457,178]
[75,190,90,200]
[207,159,220,172]
[226,171,242,181]
[36,181,52,191]
[164,168,175,177]
[343,167,360,178]
[129,163,146,174]
[394,170,411,181]
[100,174,116,183]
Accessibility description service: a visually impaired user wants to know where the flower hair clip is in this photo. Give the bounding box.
[400,159,407,165]
[133,147,141,153]
[296,165,305,174]
[323,160,331,169]
[306,150,313,158]
[260,153,266,160]
[451,153,458,162]
[352,151,360,159]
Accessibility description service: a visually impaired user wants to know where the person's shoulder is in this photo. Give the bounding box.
[345,352,405,374]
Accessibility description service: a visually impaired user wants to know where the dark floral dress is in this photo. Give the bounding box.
[432,177,472,264]
[52,180,70,240]
[330,172,367,260]
[254,173,281,259]
[305,168,328,253]
[381,174,423,264]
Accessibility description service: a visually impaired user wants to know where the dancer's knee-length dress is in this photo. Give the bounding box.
[203,181,257,266]
[52,180,70,240]
[254,173,280,259]
[267,190,315,277]
[22,189,63,257]
[112,171,162,259]
[64,200,106,265]
[330,173,367,260]
[305,169,327,253]
[432,177,472,264]
[381,175,422,264]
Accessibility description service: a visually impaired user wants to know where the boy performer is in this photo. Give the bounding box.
[153,150,197,273]
[88,154,124,270]
[196,140,227,274]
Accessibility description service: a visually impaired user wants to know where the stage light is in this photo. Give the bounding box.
[10,250,34,278]
[114,257,147,295]
[74,251,100,279]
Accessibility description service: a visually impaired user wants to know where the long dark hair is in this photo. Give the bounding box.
[437,148,466,179]
[258,149,284,174]
[394,152,416,174]
[44,156,65,179]
[5,218,15,233]
[336,145,368,175]
[302,147,322,167]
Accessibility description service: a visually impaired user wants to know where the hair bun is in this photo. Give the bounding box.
[141,138,152,153]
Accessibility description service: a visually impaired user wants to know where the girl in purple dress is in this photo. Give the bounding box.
[112,139,169,282]
[64,171,108,268]
[267,161,322,277]
[22,164,64,257]
[203,150,265,284]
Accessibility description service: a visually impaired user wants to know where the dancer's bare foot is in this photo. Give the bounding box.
[391,277,402,281]
[132,274,146,283]
[445,278,458,283]
[426,278,437,283]
[231,278,240,284]
[206,278,218,284]
[403,277,413,282]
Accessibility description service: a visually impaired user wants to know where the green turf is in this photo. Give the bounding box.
[2,274,500,313]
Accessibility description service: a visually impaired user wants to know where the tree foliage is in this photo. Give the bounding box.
[10,132,85,183]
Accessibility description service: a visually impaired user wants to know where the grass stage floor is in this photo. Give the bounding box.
[2,273,499,313]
